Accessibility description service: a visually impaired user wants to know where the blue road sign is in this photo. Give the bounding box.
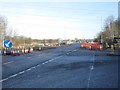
[4,40,12,48]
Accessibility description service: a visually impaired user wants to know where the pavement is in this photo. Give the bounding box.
[1,43,119,88]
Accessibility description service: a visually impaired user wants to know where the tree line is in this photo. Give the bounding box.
[0,15,60,48]
[94,15,120,48]
[0,15,32,48]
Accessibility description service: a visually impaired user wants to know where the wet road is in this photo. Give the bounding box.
[1,43,119,88]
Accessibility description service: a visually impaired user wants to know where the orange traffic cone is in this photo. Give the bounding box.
[4,50,6,56]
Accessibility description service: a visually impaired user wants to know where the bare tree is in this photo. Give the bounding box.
[95,15,119,49]
[104,15,114,27]
[0,15,7,48]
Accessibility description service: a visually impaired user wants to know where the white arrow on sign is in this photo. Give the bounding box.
[5,41,11,47]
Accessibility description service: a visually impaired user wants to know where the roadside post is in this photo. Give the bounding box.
[111,45,115,54]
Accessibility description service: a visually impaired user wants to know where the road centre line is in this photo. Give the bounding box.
[87,52,95,89]
[0,55,63,83]
[73,49,77,51]
[3,61,14,65]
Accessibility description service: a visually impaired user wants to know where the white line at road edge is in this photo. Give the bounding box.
[0,55,63,83]
[3,61,14,65]
[87,52,95,89]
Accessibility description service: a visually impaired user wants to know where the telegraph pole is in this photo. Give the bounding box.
[101,16,103,43]
[101,16,106,49]
[64,26,66,40]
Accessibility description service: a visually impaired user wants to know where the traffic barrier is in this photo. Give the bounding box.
[4,50,6,56]
[12,51,15,56]
[22,49,24,54]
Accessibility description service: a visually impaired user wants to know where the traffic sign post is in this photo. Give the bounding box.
[4,40,12,48]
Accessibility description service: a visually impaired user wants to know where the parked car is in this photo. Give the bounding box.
[81,42,103,50]
[81,42,91,49]
[89,42,103,50]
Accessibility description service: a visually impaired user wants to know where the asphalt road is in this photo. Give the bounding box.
[1,43,119,88]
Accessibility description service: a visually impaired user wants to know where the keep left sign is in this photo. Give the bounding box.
[4,40,12,48]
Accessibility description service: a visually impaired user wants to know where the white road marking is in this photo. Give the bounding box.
[18,71,25,74]
[66,49,78,55]
[3,61,14,65]
[42,63,45,65]
[31,66,36,69]
[44,61,49,64]
[48,59,54,62]
[87,52,95,89]
[0,55,63,83]
[27,57,31,58]
[66,53,69,55]
[25,68,31,72]
[73,49,77,51]
[91,66,94,70]
[36,64,40,67]
[9,74,18,78]
[1,50,75,83]
[0,78,9,82]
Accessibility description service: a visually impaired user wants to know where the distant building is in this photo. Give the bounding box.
[59,39,74,45]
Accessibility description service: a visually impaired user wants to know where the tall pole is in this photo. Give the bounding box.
[101,16,103,43]
[64,26,66,40]
[101,16,105,49]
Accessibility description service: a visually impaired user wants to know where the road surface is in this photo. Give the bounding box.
[1,43,119,88]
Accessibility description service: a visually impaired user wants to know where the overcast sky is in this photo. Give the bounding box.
[0,1,118,39]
